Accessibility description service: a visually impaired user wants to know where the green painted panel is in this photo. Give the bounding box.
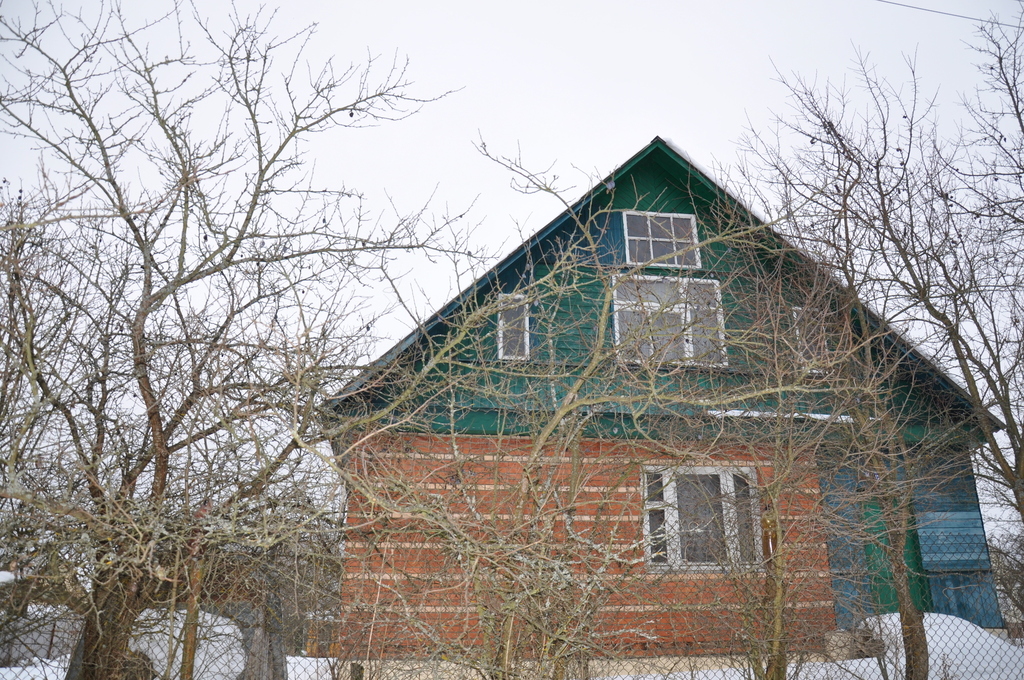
[348,143,984,449]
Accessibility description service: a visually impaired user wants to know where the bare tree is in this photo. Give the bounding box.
[737,17,1024,678]
[0,3,463,679]
[991,531,1024,630]
[742,19,1024,527]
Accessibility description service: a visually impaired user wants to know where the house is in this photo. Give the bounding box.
[324,138,1002,674]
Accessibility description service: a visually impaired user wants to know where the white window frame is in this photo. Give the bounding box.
[623,211,701,269]
[612,275,727,366]
[643,466,760,570]
[497,293,530,360]
[792,306,826,371]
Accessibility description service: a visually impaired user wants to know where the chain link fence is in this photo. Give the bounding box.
[1,602,1022,679]
[1,493,1019,680]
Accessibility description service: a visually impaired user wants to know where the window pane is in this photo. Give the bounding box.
[690,325,723,364]
[671,216,694,242]
[677,474,725,563]
[650,311,679,334]
[618,308,654,362]
[678,247,699,268]
[651,240,676,262]
[662,336,687,362]
[647,471,665,503]
[628,239,650,263]
[687,280,719,309]
[500,300,528,358]
[649,509,668,562]
[617,309,646,338]
[687,281,724,364]
[626,213,649,237]
[649,215,673,240]
[651,312,685,362]
[646,472,668,563]
[618,278,642,303]
[644,279,681,305]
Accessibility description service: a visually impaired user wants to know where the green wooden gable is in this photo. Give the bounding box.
[335,138,987,442]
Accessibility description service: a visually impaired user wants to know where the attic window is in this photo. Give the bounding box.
[792,306,827,369]
[613,275,726,365]
[624,211,700,268]
[498,294,529,360]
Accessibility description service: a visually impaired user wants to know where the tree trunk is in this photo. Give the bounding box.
[213,597,289,680]
[887,511,928,680]
[66,573,146,680]
[180,563,202,680]
[892,565,933,680]
[761,512,787,680]
[180,526,207,680]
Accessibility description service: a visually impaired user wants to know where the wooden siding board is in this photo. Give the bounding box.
[927,571,1004,628]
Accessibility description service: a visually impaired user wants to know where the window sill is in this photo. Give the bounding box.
[647,562,764,574]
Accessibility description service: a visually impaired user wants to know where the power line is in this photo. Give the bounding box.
[874,0,1018,28]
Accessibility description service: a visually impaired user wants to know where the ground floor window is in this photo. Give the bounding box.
[644,466,759,568]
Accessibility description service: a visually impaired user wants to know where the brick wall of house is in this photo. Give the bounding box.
[312,434,836,661]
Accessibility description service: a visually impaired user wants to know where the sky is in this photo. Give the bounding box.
[0,0,1016,317]
[281,0,1015,214]
[214,0,1017,316]
[283,0,1015,220]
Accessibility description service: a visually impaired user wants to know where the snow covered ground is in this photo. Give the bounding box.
[1,613,1021,679]
[848,612,1024,680]
[287,656,340,679]
[0,657,65,680]
[607,613,1024,680]
[0,654,338,680]
[0,610,245,680]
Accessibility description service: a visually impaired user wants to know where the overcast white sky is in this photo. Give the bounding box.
[215,0,1018,311]
[1,0,1019,317]
[267,0,1017,215]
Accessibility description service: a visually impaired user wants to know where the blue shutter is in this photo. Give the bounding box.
[914,468,1004,628]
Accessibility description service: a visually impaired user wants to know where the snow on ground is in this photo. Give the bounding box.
[856,612,1024,680]
[599,614,1024,680]
[288,655,339,679]
[2,613,1022,679]
[0,656,67,680]
[131,609,246,680]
